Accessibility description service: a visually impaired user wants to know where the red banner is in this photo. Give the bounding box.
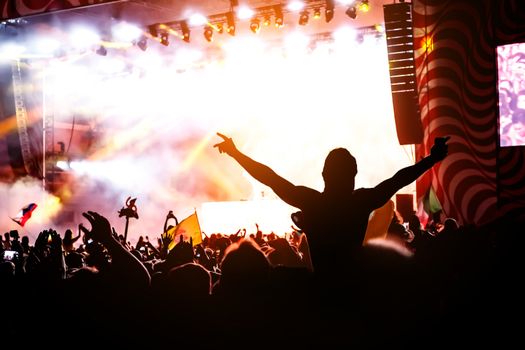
[0,0,120,20]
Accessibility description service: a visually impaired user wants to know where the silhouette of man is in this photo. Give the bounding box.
[214,133,449,276]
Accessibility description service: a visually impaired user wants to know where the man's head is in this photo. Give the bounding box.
[322,148,357,192]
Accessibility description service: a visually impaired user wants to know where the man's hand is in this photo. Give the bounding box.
[213,132,238,156]
[81,211,114,245]
[430,136,450,162]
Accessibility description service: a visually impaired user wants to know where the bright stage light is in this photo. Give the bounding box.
[44,28,413,238]
[189,13,208,26]
[0,42,26,59]
[237,6,255,20]
[112,22,142,43]
[70,27,100,49]
[34,37,61,55]
[333,26,357,43]
[284,32,310,53]
[287,1,305,12]
[56,160,70,170]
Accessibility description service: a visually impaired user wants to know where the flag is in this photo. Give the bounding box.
[364,199,395,244]
[166,211,203,250]
[11,203,38,227]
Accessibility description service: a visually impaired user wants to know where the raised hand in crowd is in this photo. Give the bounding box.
[81,211,150,289]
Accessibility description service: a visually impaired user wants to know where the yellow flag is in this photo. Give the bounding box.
[363,199,395,244]
[166,211,203,250]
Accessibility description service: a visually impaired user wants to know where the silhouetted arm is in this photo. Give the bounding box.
[369,137,450,209]
[214,133,318,208]
[81,211,151,289]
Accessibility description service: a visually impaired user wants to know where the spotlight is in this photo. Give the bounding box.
[263,16,271,26]
[137,36,147,51]
[96,45,107,56]
[313,8,321,20]
[250,18,260,33]
[359,0,370,12]
[346,6,357,19]
[204,26,214,42]
[180,20,190,43]
[298,10,309,26]
[226,11,235,35]
[160,32,169,46]
[148,24,158,38]
[216,23,224,34]
[325,0,335,23]
[274,4,284,28]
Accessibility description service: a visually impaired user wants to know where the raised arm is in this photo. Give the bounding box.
[81,211,151,289]
[214,132,318,208]
[369,136,450,209]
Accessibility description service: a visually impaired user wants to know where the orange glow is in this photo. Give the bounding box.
[0,115,18,138]
[421,35,434,52]
[31,195,62,224]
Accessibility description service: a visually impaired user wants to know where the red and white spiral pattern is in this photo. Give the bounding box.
[413,0,525,225]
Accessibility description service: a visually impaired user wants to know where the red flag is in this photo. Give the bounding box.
[11,203,38,227]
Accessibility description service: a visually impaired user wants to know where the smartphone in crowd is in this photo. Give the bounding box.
[3,250,19,261]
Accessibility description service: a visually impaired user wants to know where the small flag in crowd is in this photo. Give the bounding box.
[166,211,203,250]
[11,203,38,227]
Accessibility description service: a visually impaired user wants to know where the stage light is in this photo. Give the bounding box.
[70,27,100,50]
[346,6,357,19]
[298,10,309,26]
[189,13,207,26]
[287,1,305,12]
[160,32,169,46]
[226,12,235,36]
[148,24,158,38]
[325,0,335,23]
[313,8,321,19]
[96,45,107,56]
[250,18,260,33]
[237,6,254,20]
[216,23,224,34]
[359,0,370,12]
[263,16,271,26]
[137,36,147,51]
[204,26,214,42]
[112,22,142,43]
[181,20,190,43]
[274,5,284,28]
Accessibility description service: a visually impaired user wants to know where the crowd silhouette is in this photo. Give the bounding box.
[1,134,523,347]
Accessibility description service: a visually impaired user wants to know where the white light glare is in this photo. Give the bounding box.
[70,27,101,49]
[333,26,358,43]
[337,0,356,5]
[189,13,208,26]
[237,6,255,19]
[0,43,27,59]
[35,38,61,54]
[56,160,70,170]
[287,1,305,12]
[112,22,143,43]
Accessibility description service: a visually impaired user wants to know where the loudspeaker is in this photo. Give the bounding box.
[383,2,423,145]
[396,193,414,222]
